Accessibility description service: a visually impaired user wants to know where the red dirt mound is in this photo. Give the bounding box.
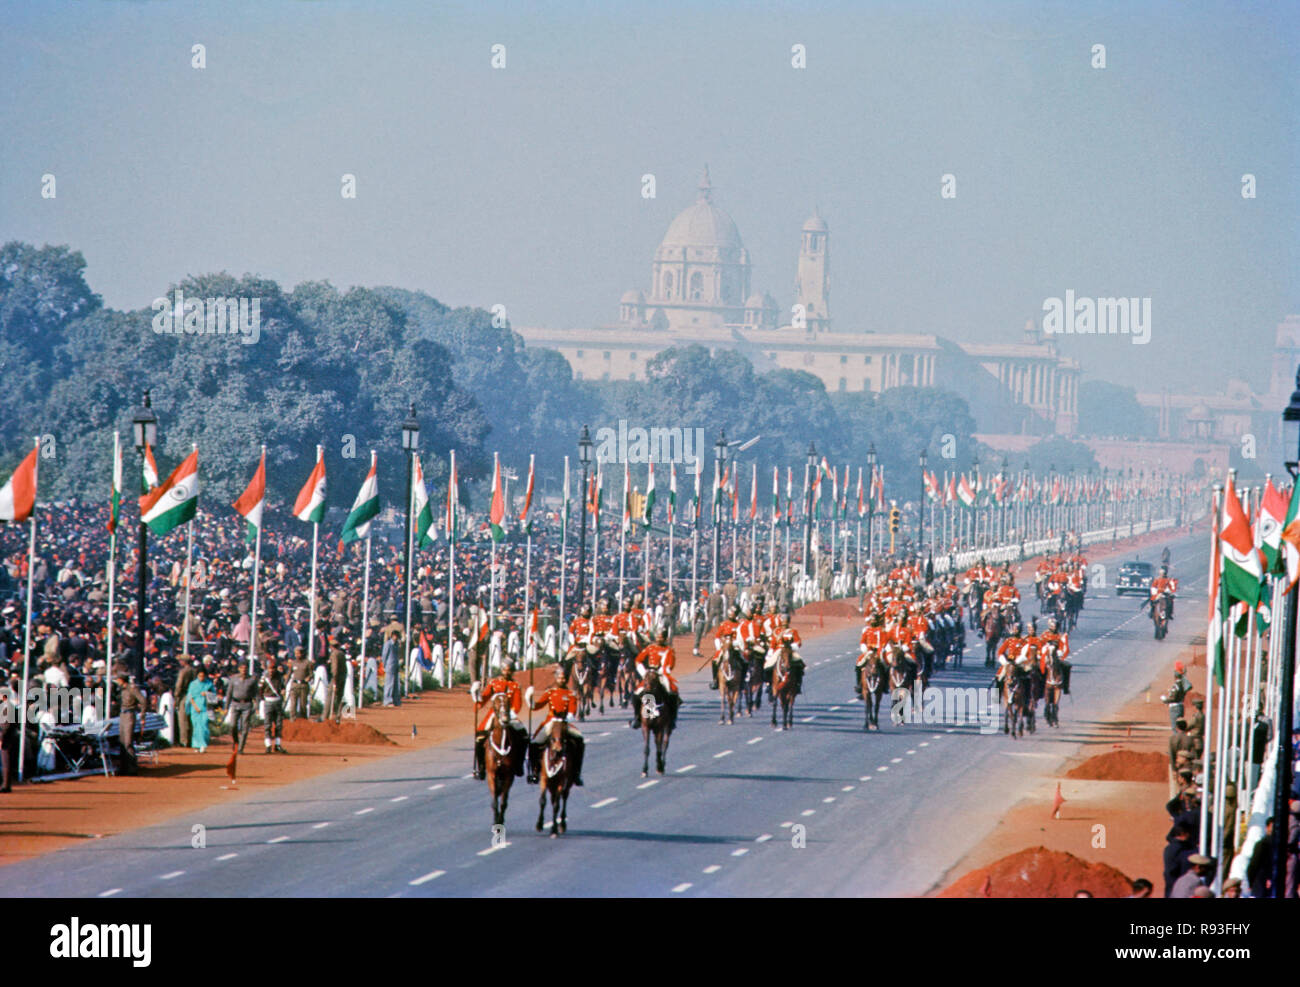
[798,600,861,619]
[281,719,396,745]
[939,846,1134,898]
[1065,749,1168,783]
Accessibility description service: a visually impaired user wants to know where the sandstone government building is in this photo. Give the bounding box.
[516,167,1291,474]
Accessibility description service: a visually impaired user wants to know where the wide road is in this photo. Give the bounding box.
[4,531,1208,898]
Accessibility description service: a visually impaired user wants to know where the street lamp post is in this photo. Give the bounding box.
[400,403,420,697]
[712,430,729,590]
[866,443,877,561]
[131,391,158,683]
[971,454,980,549]
[802,442,817,577]
[575,426,594,606]
[1001,456,1010,545]
[1272,368,1300,898]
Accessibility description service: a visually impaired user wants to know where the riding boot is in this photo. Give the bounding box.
[512,729,526,776]
[630,694,642,728]
[1063,663,1072,695]
[473,734,486,780]
[853,666,863,698]
[527,742,541,784]
[572,737,585,786]
[709,658,719,690]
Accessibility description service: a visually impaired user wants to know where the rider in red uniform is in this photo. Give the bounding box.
[1149,566,1178,619]
[525,665,585,785]
[631,628,682,727]
[710,604,743,689]
[471,659,527,779]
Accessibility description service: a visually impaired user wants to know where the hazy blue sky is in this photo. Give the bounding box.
[2,0,1296,394]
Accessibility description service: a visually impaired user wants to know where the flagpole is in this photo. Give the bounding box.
[307,445,322,676]
[405,456,417,695]
[618,467,627,605]
[446,450,456,690]
[1199,484,1223,856]
[559,455,569,658]
[591,461,601,607]
[359,523,372,708]
[249,444,264,673]
[16,436,38,783]
[106,431,119,720]
[180,443,198,672]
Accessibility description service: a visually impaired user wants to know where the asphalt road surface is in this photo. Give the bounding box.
[4,531,1207,898]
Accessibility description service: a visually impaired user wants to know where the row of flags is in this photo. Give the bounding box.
[922,468,1186,509]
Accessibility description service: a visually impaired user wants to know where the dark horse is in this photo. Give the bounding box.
[859,650,889,731]
[887,646,918,726]
[981,606,1004,668]
[1042,646,1067,728]
[717,642,744,724]
[1001,667,1032,739]
[639,669,676,776]
[535,719,574,836]
[484,693,522,827]
[1149,593,1170,640]
[744,639,766,713]
[572,648,599,721]
[771,644,801,730]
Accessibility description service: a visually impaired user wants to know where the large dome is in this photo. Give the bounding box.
[658,165,742,251]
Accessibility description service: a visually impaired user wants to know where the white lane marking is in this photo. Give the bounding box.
[801,809,816,817]
[267,835,290,844]
[597,731,612,738]
[703,864,722,874]
[477,842,511,856]
[390,795,409,803]
[410,870,446,886]
[714,749,733,759]
[931,734,942,740]
[312,822,330,830]
[672,883,693,893]
[877,766,889,772]
[859,775,872,782]
[945,728,955,733]
[842,785,855,792]
[890,757,903,763]
[215,853,239,861]
[747,736,763,745]
[592,797,618,808]
[428,783,444,791]
[676,764,696,773]
[160,871,184,880]
[732,847,749,857]
[801,715,816,722]
[906,749,916,755]
[99,888,122,897]
[637,779,659,790]
[355,807,374,815]
[822,796,836,804]
[919,742,929,747]
[829,705,841,712]
[462,773,475,779]
[756,834,773,843]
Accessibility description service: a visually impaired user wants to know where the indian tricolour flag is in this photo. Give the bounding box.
[642,460,656,527]
[232,448,266,544]
[410,453,434,546]
[140,449,198,535]
[519,454,535,534]
[488,452,506,542]
[0,445,38,523]
[924,469,941,503]
[142,442,159,493]
[445,451,459,541]
[1258,477,1286,574]
[956,474,976,509]
[1219,477,1263,648]
[107,432,123,534]
[1280,480,1300,589]
[667,461,677,524]
[776,466,784,524]
[342,450,380,544]
[293,447,327,524]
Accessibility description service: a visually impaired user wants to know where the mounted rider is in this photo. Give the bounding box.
[525,665,585,786]
[1037,616,1073,693]
[856,610,889,697]
[710,603,744,689]
[631,627,682,726]
[1149,565,1178,619]
[471,658,527,780]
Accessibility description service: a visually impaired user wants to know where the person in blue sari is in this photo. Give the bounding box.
[184,668,215,753]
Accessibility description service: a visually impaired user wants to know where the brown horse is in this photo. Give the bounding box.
[981,607,1003,667]
[572,650,598,721]
[1042,646,1066,727]
[535,719,574,836]
[859,650,888,731]
[1001,666,1031,739]
[744,640,767,713]
[887,646,917,726]
[717,642,743,724]
[484,693,521,827]
[771,644,800,730]
[639,668,675,776]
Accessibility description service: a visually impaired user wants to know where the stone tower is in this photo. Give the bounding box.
[794,209,830,332]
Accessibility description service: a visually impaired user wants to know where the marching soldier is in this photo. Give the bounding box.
[525,665,585,786]
[288,646,312,720]
[258,655,289,754]
[326,637,348,723]
[115,671,145,775]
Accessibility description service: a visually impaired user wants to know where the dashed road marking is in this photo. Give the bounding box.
[906,750,916,755]
[216,853,238,861]
[410,870,445,886]
[756,834,773,843]
[877,766,889,772]
[390,796,409,803]
[267,835,290,844]
[477,843,510,856]
[890,757,903,763]
[311,822,330,830]
[592,797,618,808]
[99,888,122,897]
[676,764,696,773]
[355,807,375,815]
[671,882,693,893]
[160,871,184,881]
[801,809,816,817]
[714,750,733,759]
[919,742,929,747]
[637,779,659,790]
[859,775,872,782]
[780,821,794,828]
[747,737,763,745]
[731,848,749,857]
[801,715,816,722]
[842,785,855,792]
[822,796,836,804]
[703,865,721,874]
[829,706,841,712]
[428,783,445,791]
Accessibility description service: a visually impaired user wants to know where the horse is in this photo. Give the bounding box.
[639,668,675,776]
[594,637,625,714]
[484,692,522,827]
[717,642,744,725]
[859,650,888,731]
[887,647,917,726]
[744,640,767,713]
[535,719,574,837]
[1042,646,1066,728]
[1001,667,1031,739]
[967,582,985,630]
[572,650,599,721]
[771,644,801,730]
[1149,593,1169,640]
[981,607,1004,668]
[615,644,638,708]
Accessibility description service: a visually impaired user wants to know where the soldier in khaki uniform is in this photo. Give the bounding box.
[172,657,196,748]
[326,638,349,723]
[115,672,145,775]
[288,647,312,720]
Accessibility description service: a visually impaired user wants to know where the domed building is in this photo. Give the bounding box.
[620,166,778,331]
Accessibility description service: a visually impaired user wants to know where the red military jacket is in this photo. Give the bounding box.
[569,616,595,644]
[530,685,579,719]
[714,619,740,649]
[592,613,615,636]
[636,643,676,674]
[1039,630,1070,660]
[476,676,522,729]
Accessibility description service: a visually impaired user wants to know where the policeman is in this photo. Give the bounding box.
[258,655,289,754]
